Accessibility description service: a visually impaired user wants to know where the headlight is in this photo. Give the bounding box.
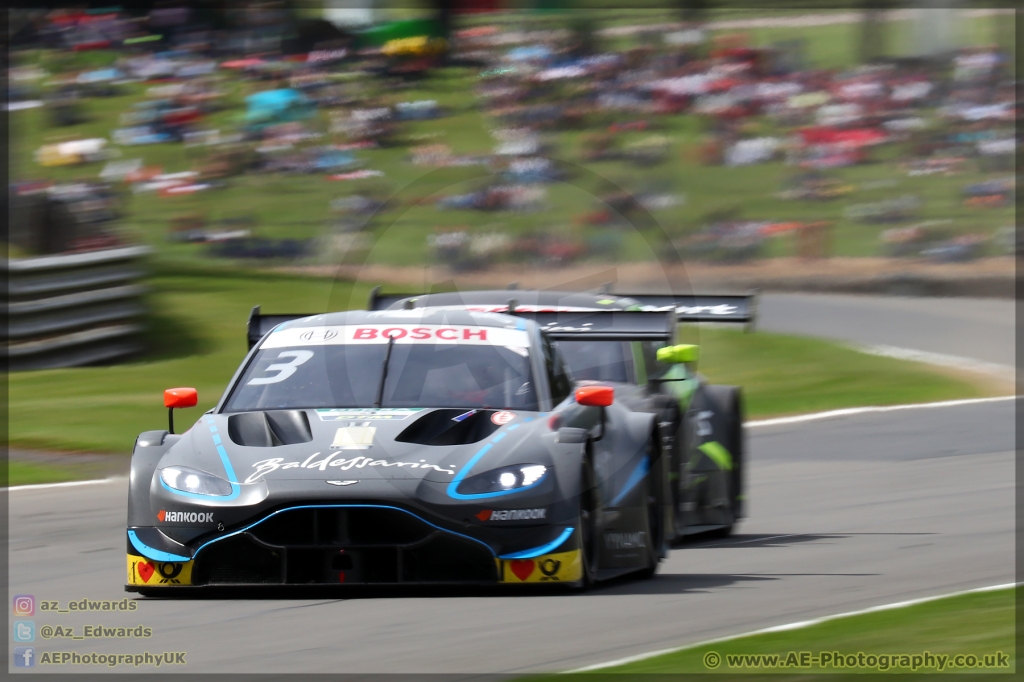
[457,464,547,495]
[160,466,233,496]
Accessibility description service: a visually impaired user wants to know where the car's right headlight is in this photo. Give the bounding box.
[159,466,233,496]
[456,464,547,495]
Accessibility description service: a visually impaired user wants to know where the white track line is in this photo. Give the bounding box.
[854,344,1014,378]
[565,582,1018,673]
[4,477,124,492]
[747,395,1015,428]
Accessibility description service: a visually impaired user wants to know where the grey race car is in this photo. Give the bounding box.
[126,298,746,592]
[365,288,751,538]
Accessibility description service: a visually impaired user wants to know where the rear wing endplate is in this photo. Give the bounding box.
[367,286,425,311]
[247,306,321,349]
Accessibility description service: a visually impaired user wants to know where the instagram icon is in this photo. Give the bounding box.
[12,595,34,616]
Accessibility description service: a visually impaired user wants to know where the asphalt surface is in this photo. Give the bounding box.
[758,293,1015,370]
[9,398,1014,674]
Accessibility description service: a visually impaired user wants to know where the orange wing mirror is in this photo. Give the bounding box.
[164,387,198,434]
[576,385,614,407]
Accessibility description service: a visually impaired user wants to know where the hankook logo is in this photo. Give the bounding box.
[157,510,214,523]
[476,508,547,522]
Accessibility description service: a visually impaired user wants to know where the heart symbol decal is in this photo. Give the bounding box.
[509,559,535,581]
[137,561,155,583]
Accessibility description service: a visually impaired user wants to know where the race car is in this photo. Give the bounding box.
[126,299,744,592]
[364,287,752,537]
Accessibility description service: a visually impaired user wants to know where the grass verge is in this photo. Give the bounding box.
[8,265,372,456]
[4,461,106,487]
[545,585,1015,677]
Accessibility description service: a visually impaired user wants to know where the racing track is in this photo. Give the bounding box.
[757,293,1015,371]
[9,398,1014,674]
[9,294,1015,673]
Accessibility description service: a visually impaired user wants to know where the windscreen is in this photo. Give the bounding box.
[224,323,538,411]
[554,340,632,382]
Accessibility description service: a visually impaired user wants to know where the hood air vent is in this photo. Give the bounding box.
[227,410,313,447]
[395,409,502,446]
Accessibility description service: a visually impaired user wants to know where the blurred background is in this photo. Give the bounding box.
[4,2,1017,468]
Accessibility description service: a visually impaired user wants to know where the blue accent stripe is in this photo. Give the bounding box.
[445,418,543,500]
[610,456,649,507]
[160,418,241,501]
[499,527,574,559]
[193,504,496,559]
[128,530,190,563]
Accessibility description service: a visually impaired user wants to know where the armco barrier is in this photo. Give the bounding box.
[3,246,151,370]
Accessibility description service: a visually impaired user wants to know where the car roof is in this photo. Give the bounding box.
[275,307,529,332]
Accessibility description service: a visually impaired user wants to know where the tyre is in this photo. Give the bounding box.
[577,454,600,589]
[705,386,743,539]
[635,464,661,579]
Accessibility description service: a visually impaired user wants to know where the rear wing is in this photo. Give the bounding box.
[618,293,758,331]
[247,306,320,349]
[518,311,676,342]
[368,287,758,331]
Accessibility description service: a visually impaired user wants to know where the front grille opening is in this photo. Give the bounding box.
[191,507,497,585]
[193,535,282,585]
[404,535,494,582]
[252,507,431,546]
[331,552,354,571]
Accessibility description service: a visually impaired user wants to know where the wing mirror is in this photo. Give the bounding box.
[164,387,198,434]
[575,385,614,407]
[575,385,613,441]
[656,344,699,365]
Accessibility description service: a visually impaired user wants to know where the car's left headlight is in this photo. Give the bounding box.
[160,466,233,496]
[457,464,547,495]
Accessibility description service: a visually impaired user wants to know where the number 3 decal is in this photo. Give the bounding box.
[247,350,314,385]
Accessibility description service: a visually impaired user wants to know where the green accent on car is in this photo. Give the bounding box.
[698,440,733,471]
[598,298,616,305]
[657,344,699,364]
[662,368,696,410]
[631,342,647,384]
[685,474,707,488]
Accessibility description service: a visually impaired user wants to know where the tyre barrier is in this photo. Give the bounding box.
[3,246,151,370]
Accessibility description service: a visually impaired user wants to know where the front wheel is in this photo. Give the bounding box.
[705,385,744,539]
[577,456,600,589]
[635,465,662,579]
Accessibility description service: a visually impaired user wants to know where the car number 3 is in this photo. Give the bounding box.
[247,350,314,385]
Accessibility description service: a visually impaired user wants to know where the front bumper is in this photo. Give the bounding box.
[126,503,581,589]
